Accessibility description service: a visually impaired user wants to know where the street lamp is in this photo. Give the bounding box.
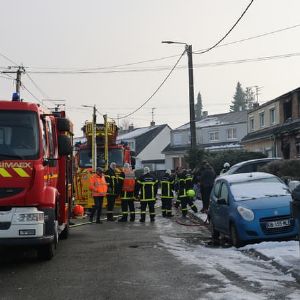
[162,41,196,148]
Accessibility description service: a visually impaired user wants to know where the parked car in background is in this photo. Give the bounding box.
[224,158,281,175]
[208,172,298,247]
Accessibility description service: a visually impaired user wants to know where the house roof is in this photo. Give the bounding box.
[242,119,300,143]
[162,141,242,154]
[249,86,300,113]
[117,124,169,155]
[175,111,247,130]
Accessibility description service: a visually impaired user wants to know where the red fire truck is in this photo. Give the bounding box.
[74,120,134,209]
[0,99,73,260]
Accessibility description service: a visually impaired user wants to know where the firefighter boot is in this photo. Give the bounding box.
[118,217,127,222]
[130,213,135,222]
[191,204,198,213]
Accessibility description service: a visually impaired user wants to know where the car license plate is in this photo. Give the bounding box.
[266,219,290,229]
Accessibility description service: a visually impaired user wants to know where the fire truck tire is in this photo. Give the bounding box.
[37,220,58,260]
[57,117,71,132]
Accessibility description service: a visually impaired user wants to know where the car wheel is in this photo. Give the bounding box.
[230,224,244,248]
[210,220,220,240]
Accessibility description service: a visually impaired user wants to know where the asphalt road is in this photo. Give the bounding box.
[1,210,300,300]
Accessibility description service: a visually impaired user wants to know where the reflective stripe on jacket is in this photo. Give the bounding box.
[135,173,158,201]
[160,174,174,198]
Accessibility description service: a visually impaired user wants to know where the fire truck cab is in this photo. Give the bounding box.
[0,100,73,260]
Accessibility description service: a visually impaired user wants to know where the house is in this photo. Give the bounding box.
[163,111,248,170]
[242,87,300,159]
[117,124,171,171]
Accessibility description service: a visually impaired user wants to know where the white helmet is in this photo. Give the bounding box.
[224,162,230,168]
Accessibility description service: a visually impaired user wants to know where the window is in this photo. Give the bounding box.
[219,183,229,203]
[213,181,221,197]
[46,119,54,158]
[227,128,237,140]
[259,112,265,128]
[173,133,182,145]
[249,118,254,131]
[270,108,275,125]
[209,131,219,141]
[0,111,39,159]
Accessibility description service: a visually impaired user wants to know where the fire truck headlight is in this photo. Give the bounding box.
[16,212,44,223]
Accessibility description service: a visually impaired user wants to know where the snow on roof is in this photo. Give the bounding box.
[175,111,247,130]
[117,125,161,140]
[176,117,221,130]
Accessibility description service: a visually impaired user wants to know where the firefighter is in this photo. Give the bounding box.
[135,167,158,222]
[177,169,198,217]
[88,167,108,223]
[105,162,119,221]
[160,169,175,217]
[118,163,136,222]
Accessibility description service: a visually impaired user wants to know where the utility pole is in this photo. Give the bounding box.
[151,107,156,126]
[103,114,109,171]
[186,44,196,149]
[3,66,25,99]
[162,41,197,148]
[92,105,97,172]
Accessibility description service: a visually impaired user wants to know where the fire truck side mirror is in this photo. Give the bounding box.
[58,135,72,156]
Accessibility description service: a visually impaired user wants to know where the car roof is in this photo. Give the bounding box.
[230,157,281,168]
[218,172,277,184]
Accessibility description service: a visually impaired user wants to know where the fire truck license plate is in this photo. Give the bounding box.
[266,219,290,228]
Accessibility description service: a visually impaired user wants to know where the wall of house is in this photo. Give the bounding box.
[165,153,187,170]
[248,101,280,132]
[137,126,171,169]
[243,138,276,157]
[170,123,247,147]
[201,123,247,145]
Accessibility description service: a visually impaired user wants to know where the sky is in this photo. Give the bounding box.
[1,0,300,136]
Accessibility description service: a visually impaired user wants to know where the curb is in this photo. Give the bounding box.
[188,207,300,284]
[242,248,300,284]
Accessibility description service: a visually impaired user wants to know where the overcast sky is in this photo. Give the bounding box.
[1,0,300,136]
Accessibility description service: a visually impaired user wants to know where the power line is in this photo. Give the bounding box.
[198,0,255,55]
[25,72,50,99]
[116,50,186,120]
[26,50,300,75]
[21,83,47,107]
[0,51,18,66]
[193,23,300,54]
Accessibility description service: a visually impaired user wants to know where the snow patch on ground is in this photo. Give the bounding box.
[160,232,300,299]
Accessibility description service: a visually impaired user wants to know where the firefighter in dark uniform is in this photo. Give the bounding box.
[104,162,119,221]
[118,163,136,222]
[160,169,175,217]
[177,169,198,217]
[135,167,158,222]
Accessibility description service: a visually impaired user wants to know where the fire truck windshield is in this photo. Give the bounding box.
[0,111,39,160]
[79,148,123,168]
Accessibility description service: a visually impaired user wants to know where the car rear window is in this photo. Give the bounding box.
[230,178,290,201]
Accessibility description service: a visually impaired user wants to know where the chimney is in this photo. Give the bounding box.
[128,124,134,131]
[202,111,208,118]
[253,102,259,109]
[150,121,155,126]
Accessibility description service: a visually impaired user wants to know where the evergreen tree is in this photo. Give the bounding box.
[195,92,203,121]
[245,87,256,110]
[230,82,247,112]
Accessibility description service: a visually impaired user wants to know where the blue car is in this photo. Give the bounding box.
[208,172,298,247]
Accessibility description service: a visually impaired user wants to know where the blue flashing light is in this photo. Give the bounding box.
[12,92,20,101]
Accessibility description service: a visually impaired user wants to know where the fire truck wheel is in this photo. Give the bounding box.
[37,220,58,260]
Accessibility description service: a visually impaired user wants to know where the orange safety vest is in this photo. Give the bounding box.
[89,174,108,196]
[123,169,135,192]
